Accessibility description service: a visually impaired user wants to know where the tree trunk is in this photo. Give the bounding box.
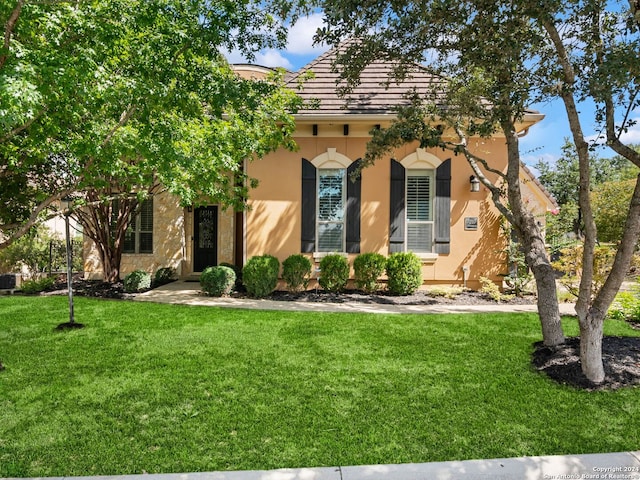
[502,124,565,347]
[578,310,606,384]
[99,245,122,283]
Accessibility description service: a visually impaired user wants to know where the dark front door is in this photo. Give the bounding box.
[194,206,218,272]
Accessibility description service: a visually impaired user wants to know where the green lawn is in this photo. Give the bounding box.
[1,296,639,477]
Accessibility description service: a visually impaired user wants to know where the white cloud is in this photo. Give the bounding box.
[285,13,327,55]
[253,50,293,70]
[619,118,640,144]
[221,13,326,70]
[521,152,560,173]
[585,117,640,147]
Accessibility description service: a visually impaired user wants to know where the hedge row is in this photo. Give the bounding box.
[200,252,423,298]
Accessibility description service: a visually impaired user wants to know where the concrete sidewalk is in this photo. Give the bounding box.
[6,452,639,480]
[135,281,578,316]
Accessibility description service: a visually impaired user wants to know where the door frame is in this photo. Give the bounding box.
[193,205,218,273]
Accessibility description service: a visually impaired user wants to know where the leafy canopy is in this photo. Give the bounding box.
[1,0,309,243]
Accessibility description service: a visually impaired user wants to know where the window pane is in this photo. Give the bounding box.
[407,175,431,221]
[123,231,136,253]
[318,170,345,221]
[139,199,153,231]
[318,223,344,252]
[139,233,153,254]
[407,223,433,252]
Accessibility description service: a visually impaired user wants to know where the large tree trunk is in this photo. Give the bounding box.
[75,189,137,283]
[503,125,565,346]
[579,310,606,383]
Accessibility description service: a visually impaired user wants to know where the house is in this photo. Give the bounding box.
[84,47,556,289]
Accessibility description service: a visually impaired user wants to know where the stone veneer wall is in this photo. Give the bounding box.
[83,192,185,280]
[84,193,237,280]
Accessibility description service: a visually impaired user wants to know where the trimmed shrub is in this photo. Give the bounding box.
[154,267,177,286]
[123,270,152,293]
[20,276,55,294]
[318,254,349,293]
[242,255,280,298]
[200,266,236,297]
[282,254,312,293]
[386,252,422,295]
[353,252,386,293]
[220,262,244,292]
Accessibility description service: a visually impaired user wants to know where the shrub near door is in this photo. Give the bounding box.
[200,266,236,297]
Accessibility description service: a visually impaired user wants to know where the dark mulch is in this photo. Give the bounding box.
[43,277,139,299]
[234,289,538,306]
[532,336,640,391]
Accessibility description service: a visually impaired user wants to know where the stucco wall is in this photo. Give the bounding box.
[246,135,511,288]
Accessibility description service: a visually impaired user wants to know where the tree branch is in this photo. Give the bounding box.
[0,0,24,70]
[102,105,137,147]
[0,107,47,143]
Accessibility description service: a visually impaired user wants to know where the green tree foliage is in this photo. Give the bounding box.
[592,179,638,243]
[1,0,308,249]
[0,225,82,278]
[535,142,639,240]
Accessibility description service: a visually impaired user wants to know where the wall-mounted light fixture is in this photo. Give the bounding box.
[187,205,193,213]
[470,175,480,192]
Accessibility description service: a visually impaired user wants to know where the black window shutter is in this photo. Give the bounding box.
[389,159,406,253]
[301,158,316,252]
[434,159,451,254]
[346,159,362,253]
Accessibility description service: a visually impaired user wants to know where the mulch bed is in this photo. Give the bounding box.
[532,336,640,391]
[34,279,640,391]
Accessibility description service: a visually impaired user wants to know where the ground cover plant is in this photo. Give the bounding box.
[1,297,639,477]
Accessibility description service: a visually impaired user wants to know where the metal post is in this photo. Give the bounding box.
[65,212,75,324]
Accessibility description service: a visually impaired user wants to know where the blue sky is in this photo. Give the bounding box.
[224,13,640,168]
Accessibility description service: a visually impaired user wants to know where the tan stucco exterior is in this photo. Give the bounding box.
[244,134,518,290]
[82,62,556,289]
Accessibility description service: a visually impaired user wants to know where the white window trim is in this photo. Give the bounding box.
[405,170,435,253]
[399,149,443,256]
[311,148,353,254]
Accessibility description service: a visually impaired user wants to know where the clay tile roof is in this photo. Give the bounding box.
[286,43,448,116]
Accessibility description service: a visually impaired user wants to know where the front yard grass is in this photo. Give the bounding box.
[1,296,639,477]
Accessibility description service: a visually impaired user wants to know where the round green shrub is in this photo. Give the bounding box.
[282,254,312,293]
[242,255,280,298]
[386,252,422,295]
[154,267,176,286]
[353,252,386,293]
[318,254,349,293]
[123,270,152,293]
[200,266,236,297]
[220,262,243,292]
